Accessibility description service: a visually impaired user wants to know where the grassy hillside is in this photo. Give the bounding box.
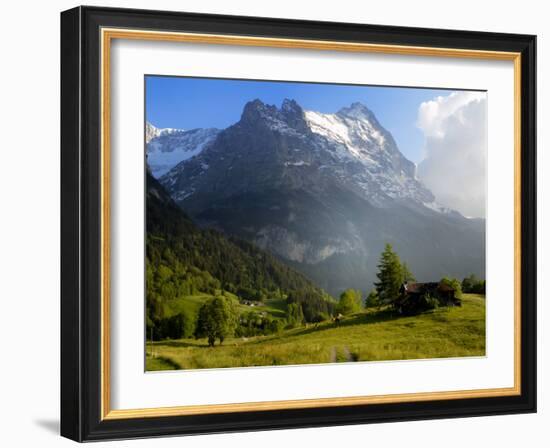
[163,293,287,327]
[146,294,485,370]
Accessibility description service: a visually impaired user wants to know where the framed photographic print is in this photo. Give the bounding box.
[60,6,536,442]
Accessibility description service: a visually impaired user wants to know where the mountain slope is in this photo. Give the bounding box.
[146,122,181,143]
[146,173,328,298]
[159,99,485,295]
[146,122,219,177]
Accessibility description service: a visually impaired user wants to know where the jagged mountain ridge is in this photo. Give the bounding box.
[146,122,219,177]
[162,99,436,207]
[146,122,182,143]
[157,99,485,295]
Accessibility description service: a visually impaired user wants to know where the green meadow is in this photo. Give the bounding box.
[146,293,485,371]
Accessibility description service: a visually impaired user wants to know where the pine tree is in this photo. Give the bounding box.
[365,289,379,308]
[374,243,403,307]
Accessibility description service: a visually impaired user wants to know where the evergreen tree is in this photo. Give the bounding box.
[374,243,403,307]
[365,289,380,308]
[461,274,485,294]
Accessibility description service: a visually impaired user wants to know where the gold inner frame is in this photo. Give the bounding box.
[100,27,522,420]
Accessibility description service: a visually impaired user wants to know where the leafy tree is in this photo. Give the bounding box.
[179,309,196,338]
[268,318,285,334]
[287,289,334,323]
[163,313,186,339]
[374,243,403,308]
[286,302,305,327]
[194,296,238,346]
[440,277,463,299]
[157,264,174,282]
[235,311,285,337]
[462,274,486,294]
[337,289,362,315]
[365,289,380,308]
[475,280,486,295]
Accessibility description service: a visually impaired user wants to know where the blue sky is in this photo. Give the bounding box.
[145,76,466,163]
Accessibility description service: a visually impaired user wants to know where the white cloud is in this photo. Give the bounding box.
[417,91,487,218]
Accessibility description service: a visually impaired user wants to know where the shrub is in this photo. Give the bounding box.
[440,277,463,299]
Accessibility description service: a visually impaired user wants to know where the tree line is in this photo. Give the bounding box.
[461,274,486,294]
[148,242,486,346]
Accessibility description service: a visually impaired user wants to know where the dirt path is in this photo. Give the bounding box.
[342,346,353,362]
[330,346,354,362]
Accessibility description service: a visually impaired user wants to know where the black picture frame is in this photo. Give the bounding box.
[61,5,536,442]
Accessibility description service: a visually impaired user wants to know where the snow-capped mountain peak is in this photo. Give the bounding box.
[281,98,302,113]
[337,101,376,120]
[146,122,219,177]
[146,122,183,143]
[301,102,431,205]
[160,99,439,209]
[239,98,309,136]
[155,99,484,293]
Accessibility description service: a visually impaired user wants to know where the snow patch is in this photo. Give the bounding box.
[423,201,452,214]
[285,161,309,167]
[146,128,219,177]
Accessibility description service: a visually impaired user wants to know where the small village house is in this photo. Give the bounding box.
[396,281,461,315]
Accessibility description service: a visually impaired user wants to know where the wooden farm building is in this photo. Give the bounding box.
[396,281,461,315]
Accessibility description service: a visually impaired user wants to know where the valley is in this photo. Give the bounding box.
[145,94,487,371]
[146,294,486,370]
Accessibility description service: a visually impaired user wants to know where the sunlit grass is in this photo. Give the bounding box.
[146,294,485,370]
